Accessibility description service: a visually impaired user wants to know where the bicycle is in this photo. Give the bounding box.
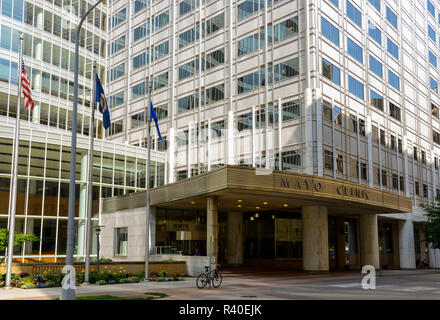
[196,263,222,289]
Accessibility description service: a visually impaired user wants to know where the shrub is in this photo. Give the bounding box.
[19,272,30,278]
[118,278,130,284]
[159,270,167,278]
[108,279,116,284]
[45,281,57,287]
[21,276,34,283]
[138,271,145,279]
[95,280,107,285]
[21,283,37,289]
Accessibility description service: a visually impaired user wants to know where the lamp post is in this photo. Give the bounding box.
[95,225,103,274]
[60,0,104,300]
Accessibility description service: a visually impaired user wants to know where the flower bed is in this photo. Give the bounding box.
[0,267,186,288]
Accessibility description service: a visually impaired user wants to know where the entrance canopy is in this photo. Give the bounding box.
[103,166,412,215]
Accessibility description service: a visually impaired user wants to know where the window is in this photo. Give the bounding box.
[153,72,168,91]
[114,227,128,256]
[132,81,146,99]
[388,70,400,90]
[153,41,169,61]
[369,55,383,78]
[237,33,259,57]
[322,58,341,85]
[336,155,343,173]
[211,120,225,138]
[389,102,401,121]
[359,119,365,136]
[347,37,363,63]
[387,38,398,60]
[330,0,338,6]
[430,76,438,93]
[392,174,398,190]
[428,25,436,42]
[321,17,339,46]
[204,12,224,37]
[323,102,332,121]
[178,93,198,114]
[204,48,225,70]
[282,150,301,169]
[154,10,169,31]
[368,21,381,45]
[109,35,125,55]
[400,176,405,192]
[108,62,125,82]
[133,23,149,42]
[368,0,380,12]
[421,150,426,164]
[279,17,298,41]
[238,112,252,131]
[178,59,199,81]
[324,150,334,170]
[238,71,260,94]
[379,129,385,146]
[390,135,396,150]
[179,0,199,16]
[205,84,224,105]
[275,58,299,82]
[347,1,362,27]
[179,26,199,49]
[134,0,149,13]
[334,106,342,125]
[423,184,428,198]
[110,8,126,29]
[349,114,357,133]
[414,146,418,161]
[109,91,124,108]
[370,89,383,111]
[436,157,439,169]
[428,0,435,17]
[429,51,437,68]
[381,169,387,187]
[348,75,364,99]
[386,7,397,29]
[398,138,402,154]
[415,181,420,196]
[133,52,148,70]
[282,100,300,121]
[433,130,440,145]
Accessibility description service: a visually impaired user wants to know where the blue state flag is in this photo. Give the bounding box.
[95,74,111,129]
[150,101,162,141]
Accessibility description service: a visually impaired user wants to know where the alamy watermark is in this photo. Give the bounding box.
[61,265,76,290]
[361,265,376,290]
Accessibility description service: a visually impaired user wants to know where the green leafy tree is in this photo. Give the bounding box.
[0,229,39,263]
[422,200,440,250]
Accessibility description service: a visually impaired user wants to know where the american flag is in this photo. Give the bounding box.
[21,60,34,111]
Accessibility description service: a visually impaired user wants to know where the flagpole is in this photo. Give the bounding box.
[144,81,152,280]
[84,61,96,284]
[5,32,23,289]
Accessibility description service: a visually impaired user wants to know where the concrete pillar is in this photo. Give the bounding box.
[302,205,329,271]
[304,88,314,175]
[149,206,156,250]
[428,244,440,268]
[359,214,380,269]
[227,110,234,165]
[207,196,218,262]
[77,152,88,257]
[168,127,175,184]
[398,219,416,269]
[227,212,243,266]
[32,102,40,123]
[24,218,34,254]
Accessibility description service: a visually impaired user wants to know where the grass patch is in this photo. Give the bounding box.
[53,292,168,300]
[144,292,169,300]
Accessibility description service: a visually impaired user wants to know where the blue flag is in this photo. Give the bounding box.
[150,101,162,141]
[95,74,111,129]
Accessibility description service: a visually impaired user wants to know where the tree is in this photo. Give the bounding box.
[422,200,440,250]
[0,229,39,264]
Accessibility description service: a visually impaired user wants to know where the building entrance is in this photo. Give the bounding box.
[242,211,303,267]
[328,216,360,271]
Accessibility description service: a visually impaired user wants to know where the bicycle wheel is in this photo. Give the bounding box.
[211,271,222,288]
[196,273,208,289]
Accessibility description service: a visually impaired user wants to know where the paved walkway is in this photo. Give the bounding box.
[1,269,439,300]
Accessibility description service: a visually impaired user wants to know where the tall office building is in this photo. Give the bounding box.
[102,0,440,272]
[0,0,165,262]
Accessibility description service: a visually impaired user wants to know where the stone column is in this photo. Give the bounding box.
[77,152,88,257]
[207,196,218,262]
[227,212,243,266]
[398,219,416,269]
[359,214,380,269]
[149,206,156,250]
[428,244,440,268]
[302,205,329,271]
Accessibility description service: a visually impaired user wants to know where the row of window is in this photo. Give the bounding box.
[237,17,298,57]
[177,84,225,114]
[178,12,225,49]
[0,57,94,107]
[237,0,281,21]
[1,0,106,31]
[177,48,224,81]
[130,71,169,99]
[110,7,169,32]
[237,58,299,94]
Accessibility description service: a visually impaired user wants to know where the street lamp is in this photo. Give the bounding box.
[60,0,105,300]
[95,225,104,274]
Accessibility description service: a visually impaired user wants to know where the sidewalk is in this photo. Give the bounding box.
[0,269,438,300]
